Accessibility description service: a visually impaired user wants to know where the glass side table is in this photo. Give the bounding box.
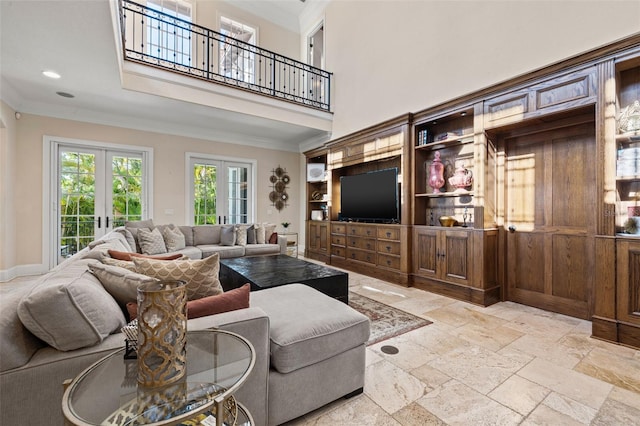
[281,232,298,258]
[62,330,255,426]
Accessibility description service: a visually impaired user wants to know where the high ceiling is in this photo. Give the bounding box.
[0,0,327,152]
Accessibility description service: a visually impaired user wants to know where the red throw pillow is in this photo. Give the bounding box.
[127,283,250,320]
[108,250,183,261]
[268,232,278,244]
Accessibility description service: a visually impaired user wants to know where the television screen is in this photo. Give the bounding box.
[340,168,399,222]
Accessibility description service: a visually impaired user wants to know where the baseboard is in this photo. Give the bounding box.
[0,263,47,282]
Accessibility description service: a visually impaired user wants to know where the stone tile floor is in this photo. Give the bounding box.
[4,264,639,425]
[286,264,640,426]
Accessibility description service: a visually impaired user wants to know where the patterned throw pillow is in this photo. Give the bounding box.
[236,225,248,246]
[132,254,223,300]
[137,228,167,255]
[102,258,137,272]
[162,225,186,252]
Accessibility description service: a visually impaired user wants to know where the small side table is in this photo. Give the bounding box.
[282,232,298,257]
[62,330,255,426]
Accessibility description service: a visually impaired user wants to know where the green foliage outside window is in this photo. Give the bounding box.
[194,164,217,225]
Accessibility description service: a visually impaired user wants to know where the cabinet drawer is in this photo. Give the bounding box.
[331,223,346,234]
[347,225,376,237]
[377,227,400,240]
[377,240,401,255]
[331,246,346,258]
[377,254,401,270]
[331,235,346,246]
[347,248,376,264]
[347,237,376,251]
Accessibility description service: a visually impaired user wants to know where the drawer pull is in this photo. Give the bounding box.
[386,232,391,238]
[386,245,391,252]
[351,253,356,259]
[366,230,371,235]
[387,260,391,265]
[366,244,371,249]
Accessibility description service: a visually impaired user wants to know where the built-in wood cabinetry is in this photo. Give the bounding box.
[331,222,410,286]
[616,238,640,349]
[304,34,640,348]
[306,220,329,261]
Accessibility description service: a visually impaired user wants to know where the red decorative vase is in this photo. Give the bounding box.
[428,151,445,193]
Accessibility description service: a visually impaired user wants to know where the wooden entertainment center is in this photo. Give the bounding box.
[305,33,640,350]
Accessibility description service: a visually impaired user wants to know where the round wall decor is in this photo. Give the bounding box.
[270,165,289,211]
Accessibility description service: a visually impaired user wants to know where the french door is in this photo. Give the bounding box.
[188,156,254,225]
[50,140,151,265]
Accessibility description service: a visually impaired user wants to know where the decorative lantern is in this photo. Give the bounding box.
[137,280,187,387]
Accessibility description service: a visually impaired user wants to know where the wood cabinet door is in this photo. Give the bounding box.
[617,239,640,327]
[441,229,473,285]
[308,221,329,253]
[503,123,596,320]
[413,228,439,279]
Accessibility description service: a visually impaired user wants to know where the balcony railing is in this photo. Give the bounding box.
[119,0,332,111]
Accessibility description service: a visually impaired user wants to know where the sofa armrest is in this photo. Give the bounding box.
[188,307,270,426]
[277,235,287,254]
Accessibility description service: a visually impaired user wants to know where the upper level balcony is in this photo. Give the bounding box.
[120,1,332,112]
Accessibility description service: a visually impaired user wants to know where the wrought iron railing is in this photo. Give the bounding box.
[120,0,332,111]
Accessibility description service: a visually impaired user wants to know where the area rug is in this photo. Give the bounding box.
[349,292,432,346]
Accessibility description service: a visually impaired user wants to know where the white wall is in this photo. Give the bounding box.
[0,101,17,279]
[319,0,640,139]
[5,113,300,275]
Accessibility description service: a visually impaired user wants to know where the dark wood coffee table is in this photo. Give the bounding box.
[220,255,349,303]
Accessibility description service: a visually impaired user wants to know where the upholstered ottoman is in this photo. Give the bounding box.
[250,284,370,425]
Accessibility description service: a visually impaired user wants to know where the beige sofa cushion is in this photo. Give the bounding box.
[193,225,221,245]
[88,263,158,307]
[132,254,223,300]
[17,269,126,351]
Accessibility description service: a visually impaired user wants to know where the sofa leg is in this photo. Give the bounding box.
[343,387,364,399]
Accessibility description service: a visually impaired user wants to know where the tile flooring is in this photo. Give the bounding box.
[4,266,639,425]
[285,269,640,426]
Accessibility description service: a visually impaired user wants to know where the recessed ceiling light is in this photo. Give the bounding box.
[56,91,75,98]
[42,70,61,79]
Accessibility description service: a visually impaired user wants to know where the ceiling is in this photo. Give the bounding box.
[0,0,328,152]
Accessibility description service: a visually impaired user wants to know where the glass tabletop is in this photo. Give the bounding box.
[63,330,255,426]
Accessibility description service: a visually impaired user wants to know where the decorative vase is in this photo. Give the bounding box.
[137,280,187,388]
[428,151,445,193]
[448,164,473,191]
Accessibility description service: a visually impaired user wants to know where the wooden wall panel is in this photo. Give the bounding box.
[551,235,589,302]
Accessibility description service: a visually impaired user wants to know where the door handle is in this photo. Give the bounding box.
[508,225,516,233]
[97,216,101,229]
[106,217,110,228]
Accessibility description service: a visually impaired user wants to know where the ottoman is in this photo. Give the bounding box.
[250,284,370,425]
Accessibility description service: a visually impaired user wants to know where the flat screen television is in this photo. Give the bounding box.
[340,168,399,223]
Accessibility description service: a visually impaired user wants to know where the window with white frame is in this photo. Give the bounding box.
[147,0,192,66]
[219,16,257,83]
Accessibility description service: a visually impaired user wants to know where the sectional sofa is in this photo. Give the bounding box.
[0,226,370,426]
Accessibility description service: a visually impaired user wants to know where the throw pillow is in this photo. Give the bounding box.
[132,254,222,300]
[102,258,138,272]
[264,223,277,244]
[113,227,136,252]
[246,225,256,244]
[162,225,186,252]
[220,225,236,246]
[269,232,278,244]
[83,239,132,261]
[125,219,155,253]
[127,283,250,320]
[107,250,184,261]
[255,223,265,244]
[88,263,158,307]
[17,271,126,351]
[235,225,248,246]
[137,228,167,255]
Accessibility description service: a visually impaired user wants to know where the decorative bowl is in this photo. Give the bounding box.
[439,216,458,227]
